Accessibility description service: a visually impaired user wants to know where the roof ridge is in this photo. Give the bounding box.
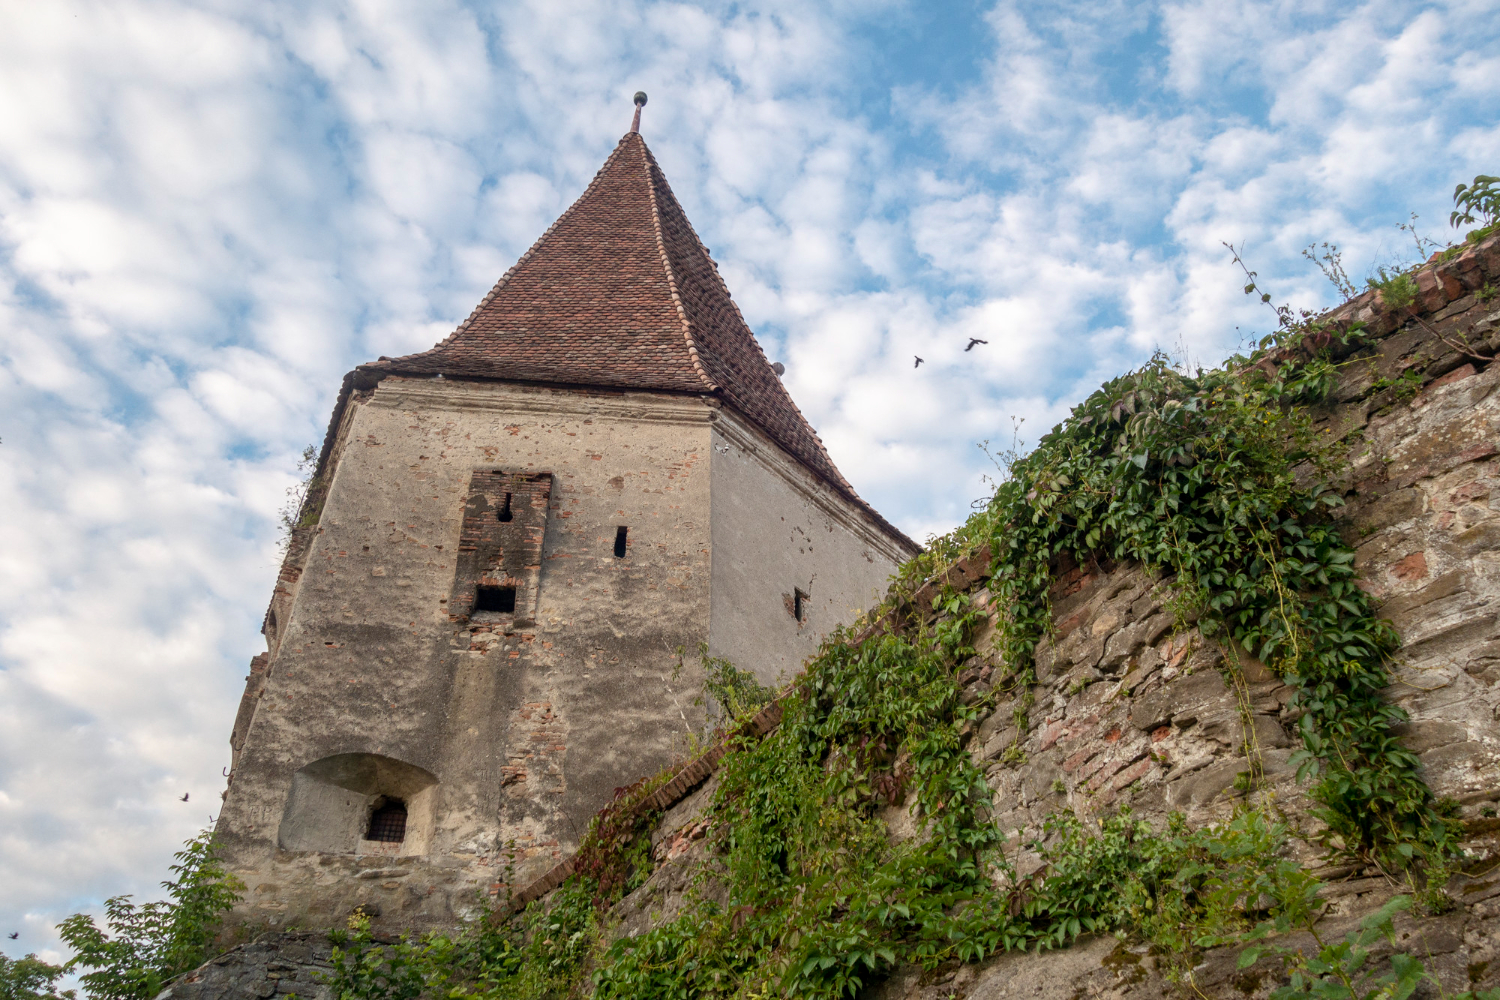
[636,142,861,498]
[639,135,718,394]
[430,137,636,354]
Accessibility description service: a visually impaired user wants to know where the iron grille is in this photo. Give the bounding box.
[366,800,407,843]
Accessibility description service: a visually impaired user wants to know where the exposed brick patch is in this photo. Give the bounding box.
[1431,363,1479,389]
[1084,757,1129,792]
[1063,748,1097,774]
[1110,756,1154,791]
[1391,551,1429,583]
[450,471,552,624]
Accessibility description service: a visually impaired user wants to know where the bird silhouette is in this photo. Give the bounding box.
[8,932,18,939]
[965,338,988,352]
[180,793,190,802]
[913,356,924,368]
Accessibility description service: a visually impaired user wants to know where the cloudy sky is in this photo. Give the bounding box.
[2,0,1498,963]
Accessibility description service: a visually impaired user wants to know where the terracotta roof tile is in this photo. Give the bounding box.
[363,132,915,550]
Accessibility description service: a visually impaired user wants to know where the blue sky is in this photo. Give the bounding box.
[2,0,1498,963]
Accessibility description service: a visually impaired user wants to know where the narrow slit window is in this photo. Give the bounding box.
[497,493,514,522]
[614,526,628,558]
[366,798,407,843]
[794,588,808,623]
[474,585,517,613]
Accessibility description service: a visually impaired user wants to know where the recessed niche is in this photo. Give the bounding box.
[277,753,436,856]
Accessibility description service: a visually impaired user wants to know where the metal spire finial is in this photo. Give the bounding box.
[630,91,647,133]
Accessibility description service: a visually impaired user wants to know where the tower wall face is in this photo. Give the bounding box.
[218,378,715,932]
[707,411,915,685]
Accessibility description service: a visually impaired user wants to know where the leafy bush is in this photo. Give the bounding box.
[1452,174,1500,232]
[56,833,243,1000]
[1365,268,1418,309]
[322,874,595,1000]
[699,645,775,727]
[0,954,74,1000]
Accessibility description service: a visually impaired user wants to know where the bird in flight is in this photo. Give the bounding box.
[8,932,18,939]
[913,356,924,368]
[965,338,988,352]
[180,793,190,802]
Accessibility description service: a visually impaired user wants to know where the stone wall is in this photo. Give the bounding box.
[218,378,723,936]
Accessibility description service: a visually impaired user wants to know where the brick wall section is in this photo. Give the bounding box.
[449,471,551,624]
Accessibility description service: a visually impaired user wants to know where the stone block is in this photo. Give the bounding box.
[1129,667,1230,732]
[1391,719,1469,753]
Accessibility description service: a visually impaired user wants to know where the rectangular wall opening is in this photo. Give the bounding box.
[793,588,808,623]
[614,526,628,558]
[366,797,408,843]
[474,585,517,614]
[452,471,552,625]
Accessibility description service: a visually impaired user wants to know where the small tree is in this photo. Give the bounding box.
[57,834,243,1000]
[0,953,74,1000]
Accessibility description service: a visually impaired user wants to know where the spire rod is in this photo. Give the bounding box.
[630,91,647,133]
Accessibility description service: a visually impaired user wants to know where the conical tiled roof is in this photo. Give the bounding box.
[363,132,912,548]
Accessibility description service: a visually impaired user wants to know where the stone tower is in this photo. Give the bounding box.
[216,117,918,931]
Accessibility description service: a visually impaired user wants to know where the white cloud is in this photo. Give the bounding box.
[2,0,1498,966]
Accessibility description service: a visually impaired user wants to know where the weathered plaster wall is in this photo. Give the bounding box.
[708,409,917,687]
[218,377,719,933]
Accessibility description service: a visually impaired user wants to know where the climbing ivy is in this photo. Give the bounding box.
[972,333,1453,867]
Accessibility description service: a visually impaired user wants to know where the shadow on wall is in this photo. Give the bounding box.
[277,753,438,857]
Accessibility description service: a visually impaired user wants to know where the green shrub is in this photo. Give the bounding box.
[1366,268,1418,308]
[1239,894,1500,1000]
[0,953,74,1000]
[56,833,243,1000]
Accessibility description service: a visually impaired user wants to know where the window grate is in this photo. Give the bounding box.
[366,800,407,843]
[474,585,517,613]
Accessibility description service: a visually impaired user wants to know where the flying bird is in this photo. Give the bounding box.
[180,793,190,802]
[965,338,988,352]
[913,356,924,368]
[8,932,17,939]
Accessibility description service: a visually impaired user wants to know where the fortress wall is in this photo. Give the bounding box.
[186,238,1500,999]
